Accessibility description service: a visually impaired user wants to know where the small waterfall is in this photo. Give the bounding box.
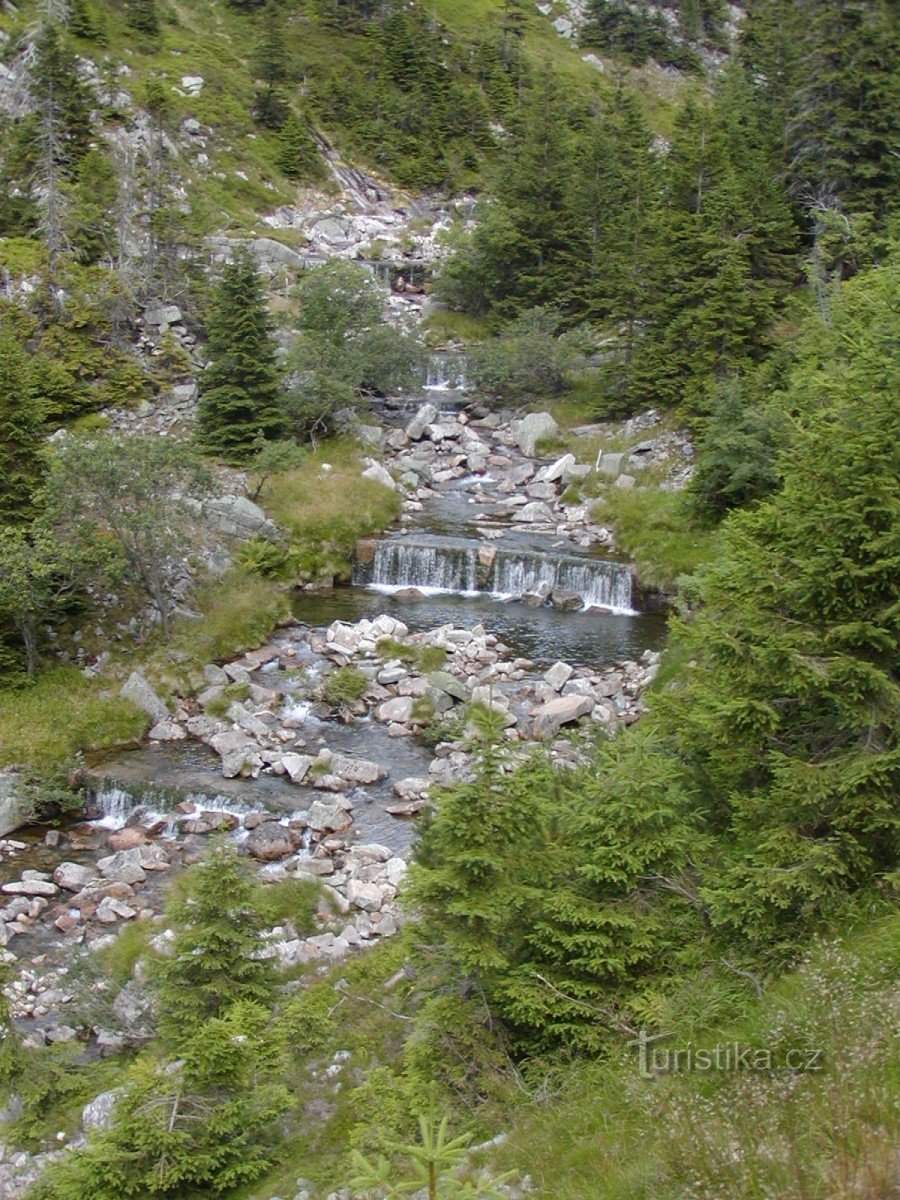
[354,537,635,612]
[357,538,478,595]
[490,550,633,613]
[89,784,138,829]
[423,351,468,392]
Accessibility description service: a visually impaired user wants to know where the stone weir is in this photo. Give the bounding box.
[354,535,636,613]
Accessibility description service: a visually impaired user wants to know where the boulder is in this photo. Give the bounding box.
[532,695,595,739]
[246,822,299,861]
[514,501,555,524]
[144,303,182,327]
[514,412,558,456]
[551,589,583,611]
[111,981,153,1037]
[106,826,148,852]
[328,753,386,785]
[281,753,312,784]
[544,661,574,692]
[1,878,56,897]
[82,1089,124,1132]
[426,670,469,702]
[375,695,415,724]
[54,862,95,892]
[346,879,385,912]
[307,800,353,834]
[361,460,396,490]
[148,719,187,741]
[405,402,439,441]
[596,451,625,477]
[96,849,146,886]
[543,453,576,483]
[120,670,167,724]
[96,896,136,922]
[202,495,278,541]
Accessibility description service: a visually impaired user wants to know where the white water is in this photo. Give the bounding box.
[358,538,635,614]
[490,551,634,614]
[366,540,479,594]
[89,783,258,835]
[423,353,468,392]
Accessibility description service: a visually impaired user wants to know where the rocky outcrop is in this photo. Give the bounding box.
[120,671,167,725]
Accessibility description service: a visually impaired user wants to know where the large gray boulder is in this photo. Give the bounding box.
[82,1089,124,1132]
[54,862,96,892]
[0,770,30,837]
[406,402,439,441]
[532,694,595,739]
[427,670,469,702]
[120,670,168,724]
[246,822,299,861]
[202,495,278,541]
[307,800,353,834]
[361,460,396,490]
[514,412,558,456]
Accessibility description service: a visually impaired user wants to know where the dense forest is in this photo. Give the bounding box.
[0,0,897,1197]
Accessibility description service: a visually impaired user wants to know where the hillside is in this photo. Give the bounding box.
[0,1,897,1198]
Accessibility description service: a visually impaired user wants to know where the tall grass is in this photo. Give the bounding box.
[0,667,147,770]
[260,438,401,580]
[492,917,900,1200]
[593,485,718,591]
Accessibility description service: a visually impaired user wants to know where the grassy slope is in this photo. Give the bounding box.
[0,0,677,236]
[491,914,899,1200]
[223,913,898,1200]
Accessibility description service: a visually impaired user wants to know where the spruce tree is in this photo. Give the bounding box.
[28,24,94,173]
[657,261,900,946]
[126,0,159,37]
[0,332,45,526]
[68,0,105,41]
[276,111,324,180]
[252,0,290,129]
[34,1003,290,1199]
[627,72,798,414]
[197,251,287,463]
[154,844,276,1041]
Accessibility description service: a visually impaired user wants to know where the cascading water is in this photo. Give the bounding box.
[355,536,634,613]
[489,550,633,613]
[358,538,479,595]
[89,784,139,829]
[423,352,468,392]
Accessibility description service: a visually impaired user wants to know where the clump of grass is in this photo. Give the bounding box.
[422,308,491,346]
[321,666,368,706]
[257,877,320,936]
[593,485,718,591]
[376,637,410,661]
[170,571,290,667]
[204,680,251,718]
[260,438,401,581]
[96,919,159,990]
[0,667,148,770]
[416,645,447,673]
[376,638,447,675]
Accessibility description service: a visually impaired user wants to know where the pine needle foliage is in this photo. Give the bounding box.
[197,251,287,463]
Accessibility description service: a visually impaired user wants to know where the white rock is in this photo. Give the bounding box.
[361,460,396,490]
[544,661,574,692]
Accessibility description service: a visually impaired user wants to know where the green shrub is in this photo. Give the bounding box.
[468,308,585,404]
[321,666,368,706]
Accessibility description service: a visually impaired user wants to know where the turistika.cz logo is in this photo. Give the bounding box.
[628,1030,825,1080]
